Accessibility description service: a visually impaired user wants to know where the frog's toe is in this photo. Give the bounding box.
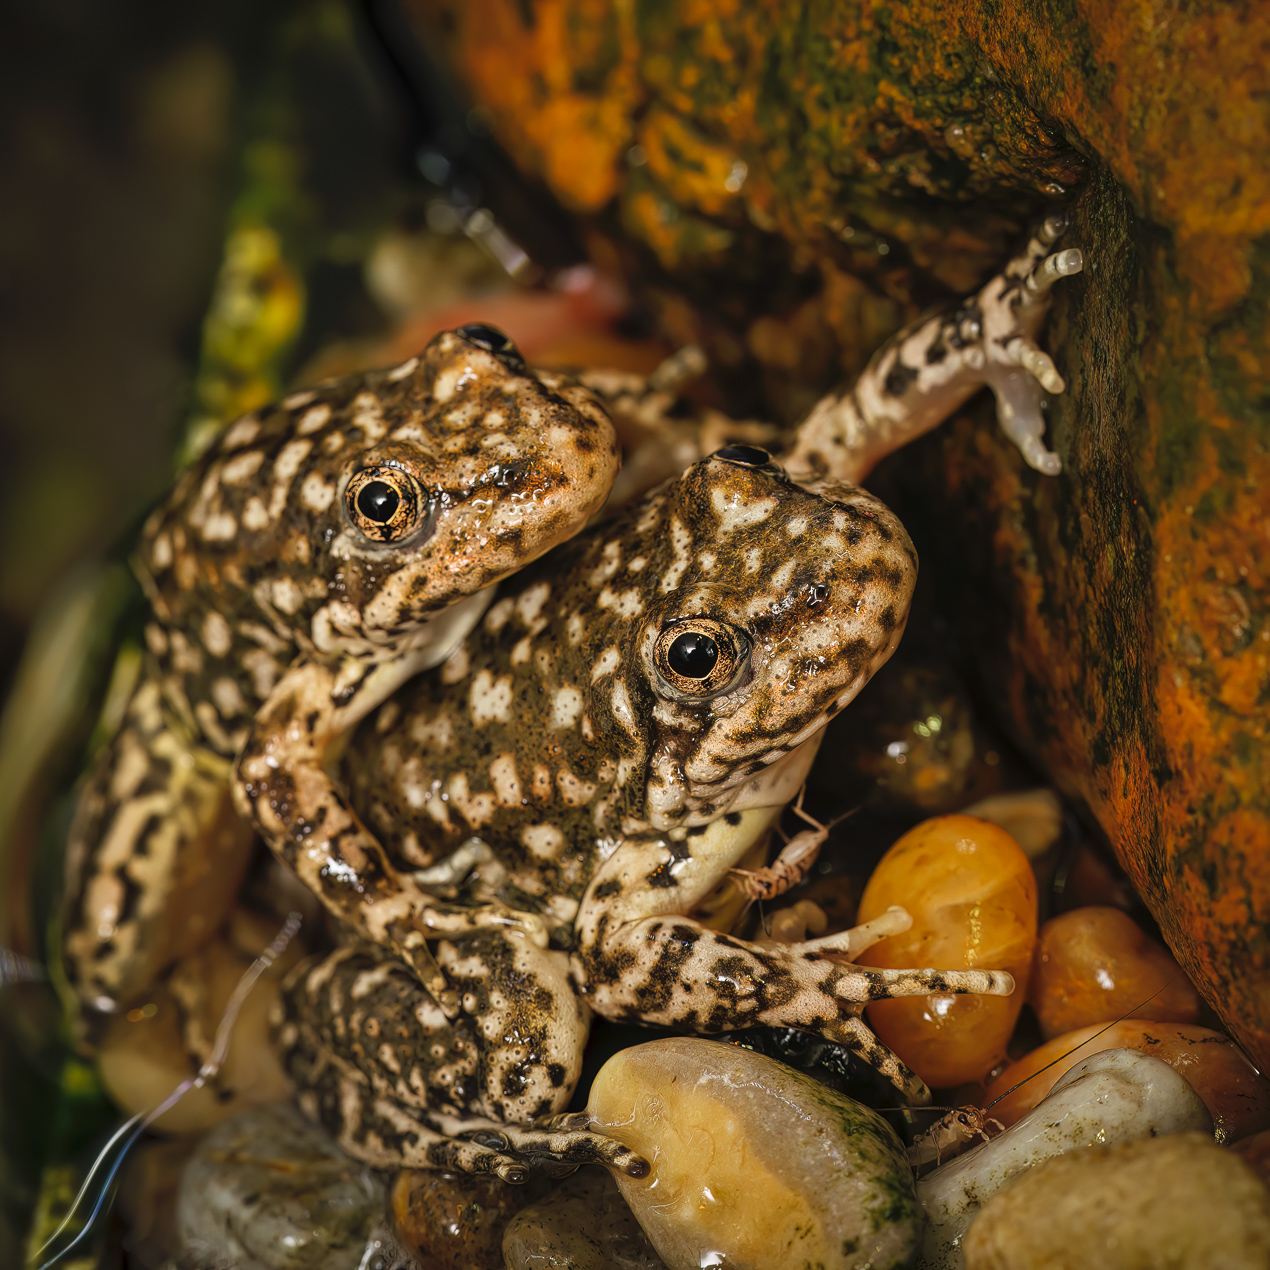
[493,1119,651,1177]
[1026,245,1084,299]
[832,1015,932,1106]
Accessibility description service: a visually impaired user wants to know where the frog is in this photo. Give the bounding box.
[258,217,1083,1180]
[61,323,620,1016]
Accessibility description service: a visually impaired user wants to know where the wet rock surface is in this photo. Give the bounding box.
[981,1022,1270,1142]
[391,1167,551,1270]
[406,0,1270,1072]
[856,814,1037,1087]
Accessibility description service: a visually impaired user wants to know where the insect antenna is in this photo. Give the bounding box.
[980,975,1179,1114]
[34,912,303,1270]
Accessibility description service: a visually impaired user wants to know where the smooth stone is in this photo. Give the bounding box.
[1028,906,1201,1040]
[502,1167,668,1269]
[98,909,301,1133]
[857,814,1037,1087]
[391,1168,551,1270]
[587,1037,922,1270]
[916,1049,1212,1270]
[177,1102,415,1270]
[981,1021,1270,1142]
[962,1132,1270,1269]
[960,789,1064,862]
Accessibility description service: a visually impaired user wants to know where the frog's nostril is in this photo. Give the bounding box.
[713,444,772,467]
[356,481,400,523]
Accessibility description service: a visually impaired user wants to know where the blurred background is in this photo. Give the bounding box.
[2,0,401,678]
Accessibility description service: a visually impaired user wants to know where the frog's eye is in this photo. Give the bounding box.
[345,466,427,543]
[712,444,772,467]
[455,323,527,370]
[654,619,747,698]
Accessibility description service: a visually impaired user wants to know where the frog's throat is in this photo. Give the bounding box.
[713,731,825,819]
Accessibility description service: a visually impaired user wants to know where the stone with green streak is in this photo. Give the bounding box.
[587,1037,922,1269]
[408,0,1270,1069]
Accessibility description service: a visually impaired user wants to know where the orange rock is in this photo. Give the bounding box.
[1029,906,1202,1040]
[981,1022,1270,1143]
[856,814,1037,1088]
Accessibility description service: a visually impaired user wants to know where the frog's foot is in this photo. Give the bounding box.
[979,212,1084,475]
[783,212,1083,483]
[461,1117,650,1179]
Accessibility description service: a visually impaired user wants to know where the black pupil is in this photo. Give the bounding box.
[457,322,513,354]
[714,444,772,467]
[357,480,400,523]
[667,631,720,679]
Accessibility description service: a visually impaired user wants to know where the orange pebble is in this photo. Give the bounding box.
[981,1022,1270,1143]
[1029,906,1203,1040]
[856,814,1036,1087]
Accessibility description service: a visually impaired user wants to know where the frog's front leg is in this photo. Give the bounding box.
[235,651,548,1013]
[279,934,648,1180]
[783,213,1084,483]
[572,815,1015,1105]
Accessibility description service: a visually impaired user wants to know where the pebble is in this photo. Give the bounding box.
[916,1049,1212,1270]
[981,1021,1270,1142]
[856,814,1037,1087]
[1028,905,1201,1040]
[586,1037,922,1270]
[177,1102,414,1270]
[502,1167,668,1269]
[391,1167,551,1270]
[960,789,1064,862]
[961,1132,1270,1269]
[97,909,301,1133]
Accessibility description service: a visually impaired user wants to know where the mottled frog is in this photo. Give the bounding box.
[270,217,1082,1179]
[63,325,619,1012]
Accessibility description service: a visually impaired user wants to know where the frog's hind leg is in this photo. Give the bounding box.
[62,678,256,1014]
[782,212,1083,484]
[278,934,648,1176]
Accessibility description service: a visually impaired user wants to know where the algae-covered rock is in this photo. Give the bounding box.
[586,1037,922,1270]
[405,0,1270,1072]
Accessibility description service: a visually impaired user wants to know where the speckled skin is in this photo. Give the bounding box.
[63,328,619,1012]
[273,228,1083,1177]
[278,451,1014,1176]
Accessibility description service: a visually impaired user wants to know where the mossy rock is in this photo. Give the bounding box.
[409,0,1270,1066]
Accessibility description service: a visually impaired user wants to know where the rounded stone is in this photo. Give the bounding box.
[856,814,1037,1087]
[586,1037,922,1270]
[962,1133,1270,1269]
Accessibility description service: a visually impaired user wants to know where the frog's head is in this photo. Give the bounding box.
[618,448,917,826]
[152,325,618,654]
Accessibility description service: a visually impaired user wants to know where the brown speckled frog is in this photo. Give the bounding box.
[278,453,1005,1180]
[270,218,1082,1182]
[62,325,619,1014]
